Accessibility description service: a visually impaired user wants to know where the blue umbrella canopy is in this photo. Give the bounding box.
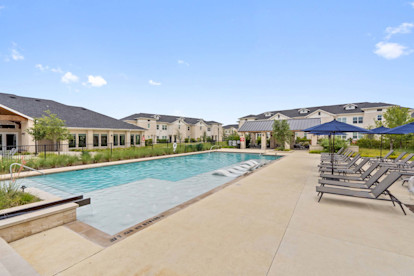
[385,122,414,134]
[369,126,389,134]
[304,119,370,133]
[311,131,346,136]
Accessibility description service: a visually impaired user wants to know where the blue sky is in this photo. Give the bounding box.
[0,1,413,125]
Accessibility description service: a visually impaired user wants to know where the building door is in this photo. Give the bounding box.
[6,134,17,150]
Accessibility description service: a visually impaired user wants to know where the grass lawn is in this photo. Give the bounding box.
[358,148,414,159]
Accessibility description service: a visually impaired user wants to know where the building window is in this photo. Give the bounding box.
[338,117,347,123]
[187,126,190,131]
[318,112,321,115]
[208,128,211,131]
[147,123,150,128]
[200,126,202,130]
[114,134,119,146]
[353,117,363,124]
[93,134,99,147]
[78,134,86,147]
[69,134,76,148]
[120,134,125,146]
[130,135,134,145]
[162,125,167,130]
[377,109,382,112]
[101,134,108,146]
[377,115,382,121]
[136,134,141,145]
[157,136,159,140]
[157,124,159,130]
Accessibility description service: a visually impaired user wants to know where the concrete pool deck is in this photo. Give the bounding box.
[10,151,414,275]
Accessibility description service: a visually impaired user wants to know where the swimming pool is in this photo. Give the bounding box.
[24,152,279,235]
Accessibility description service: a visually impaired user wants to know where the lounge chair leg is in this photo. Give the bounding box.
[389,194,395,206]
[399,202,407,215]
[318,193,323,202]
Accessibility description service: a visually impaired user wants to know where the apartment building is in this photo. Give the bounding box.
[122,113,223,143]
[239,102,414,140]
[0,93,145,152]
[223,124,239,137]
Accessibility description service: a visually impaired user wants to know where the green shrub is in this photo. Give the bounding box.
[0,180,40,210]
[319,138,347,151]
[196,143,203,151]
[81,151,93,164]
[145,139,153,146]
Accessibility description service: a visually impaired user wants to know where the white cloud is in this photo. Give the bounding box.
[86,75,107,87]
[385,22,414,40]
[35,64,48,71]
[50,67,63,73]
[374,42,412,59]
[61,72,79,83]
[411,2,414,8]
[178,59,190,66]
[11,49,24,61]
[35,64,63,73]
[149,79,161,86]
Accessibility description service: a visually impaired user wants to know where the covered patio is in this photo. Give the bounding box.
[238,118,321,150]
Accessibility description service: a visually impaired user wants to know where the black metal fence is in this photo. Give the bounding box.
[0,140,223,160]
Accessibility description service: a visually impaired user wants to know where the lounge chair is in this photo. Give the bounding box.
[380,153,414,169]
[321,147,344,157]
[319,154,361,169]
[320,162,381,181]
[369,150,394,164]
[316,172,406,215]
[318,167,389,189]
[382,152,407,163]
[321,150,353,162]
[319,157,369,174]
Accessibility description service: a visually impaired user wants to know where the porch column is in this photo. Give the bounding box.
[270,133,275,149]
[86,130,93,150]
[126,130,131,147]
[261,132,267,150]
[240,133,246,149]
[310,134,318,146]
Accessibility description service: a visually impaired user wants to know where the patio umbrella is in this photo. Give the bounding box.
[385,122,414,134]
[304,120,370,174]
[384,122,414,152]
[369,126,390,158]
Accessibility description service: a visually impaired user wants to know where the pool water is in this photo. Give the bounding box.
[24,152,279,235]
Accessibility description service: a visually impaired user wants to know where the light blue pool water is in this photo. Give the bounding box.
[24,152,280,235]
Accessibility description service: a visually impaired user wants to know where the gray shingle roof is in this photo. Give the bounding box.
[0,92,145,130]
[238,118,321,132]
[223,124,238,129]
[121,113,221,125]
[242,102,395,120]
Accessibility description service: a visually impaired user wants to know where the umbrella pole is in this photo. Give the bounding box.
[331,133,335,175]
[380,134,383,158]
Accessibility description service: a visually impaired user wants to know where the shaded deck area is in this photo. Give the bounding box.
[10,151,414,275]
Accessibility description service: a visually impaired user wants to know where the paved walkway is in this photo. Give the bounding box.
[11,151,414,275]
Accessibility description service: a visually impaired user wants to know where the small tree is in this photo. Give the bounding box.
[203,131,207,142]
[27,110,71,151]
[272,120,293,150]
[381,106,414,149]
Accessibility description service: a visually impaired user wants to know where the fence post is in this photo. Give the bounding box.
[44,145,46,159]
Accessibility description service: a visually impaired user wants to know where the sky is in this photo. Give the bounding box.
[0,1,413,125]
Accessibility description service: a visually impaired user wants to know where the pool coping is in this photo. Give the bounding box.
[0,149,279,180]
[63,155,284,247]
